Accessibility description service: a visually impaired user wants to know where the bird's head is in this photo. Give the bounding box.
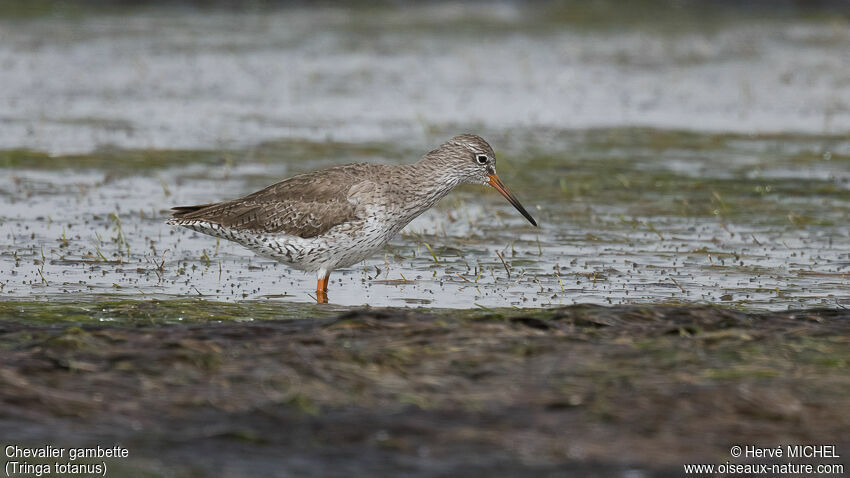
[424,134,537,227]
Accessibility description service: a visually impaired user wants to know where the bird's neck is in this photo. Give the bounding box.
[415,157,462,192]
[394,160,462,216]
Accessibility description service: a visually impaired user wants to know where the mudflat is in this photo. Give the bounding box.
[2,301,848,476]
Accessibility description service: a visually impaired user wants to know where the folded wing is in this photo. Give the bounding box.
[169,165,375,238]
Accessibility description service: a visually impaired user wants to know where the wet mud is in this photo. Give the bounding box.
[1,302,849,476]
[1,3,849,476]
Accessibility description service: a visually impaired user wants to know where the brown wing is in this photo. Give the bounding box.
[170,164,375,238]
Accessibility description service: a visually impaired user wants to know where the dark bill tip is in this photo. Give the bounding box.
[488,174,538,227]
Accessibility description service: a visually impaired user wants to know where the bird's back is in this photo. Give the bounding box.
[169,163,386,238]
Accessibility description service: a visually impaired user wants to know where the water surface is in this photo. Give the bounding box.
[1,4,848,310]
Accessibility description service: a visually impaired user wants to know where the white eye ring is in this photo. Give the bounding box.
[475,154,488,164]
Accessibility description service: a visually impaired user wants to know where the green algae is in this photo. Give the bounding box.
[0,148,225,171]
[514,128,850,225]
[5,127,848,227]
[0,298,343,325]
[0,138,400,173]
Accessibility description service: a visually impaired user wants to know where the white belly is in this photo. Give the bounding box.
[179,216,398,273]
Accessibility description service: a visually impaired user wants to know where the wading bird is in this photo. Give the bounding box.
[168,134,537,302]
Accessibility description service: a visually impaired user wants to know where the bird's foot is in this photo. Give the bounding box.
[315,273,330,304]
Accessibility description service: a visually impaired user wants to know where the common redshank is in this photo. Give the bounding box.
[168,134,537,302]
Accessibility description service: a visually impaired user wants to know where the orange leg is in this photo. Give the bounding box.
[315,272,330,303]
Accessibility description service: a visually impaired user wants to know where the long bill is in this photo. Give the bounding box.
[488,174,538,227]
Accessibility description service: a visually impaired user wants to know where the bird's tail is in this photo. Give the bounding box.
[166,203,217,225]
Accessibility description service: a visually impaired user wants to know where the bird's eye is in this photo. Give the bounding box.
[476,154,488,165]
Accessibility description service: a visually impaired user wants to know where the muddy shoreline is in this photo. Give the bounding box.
[2,302,848,476]
[2,4,850,475]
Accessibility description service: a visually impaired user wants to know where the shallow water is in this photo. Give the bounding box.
[1,4,849,310]
[2,130,848,310]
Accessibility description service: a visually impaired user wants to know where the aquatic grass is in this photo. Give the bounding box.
[108,212,130,260]
[422,242,440,265]
[200,250,212,267]
[495,250,511,279]
[58,226,69,248]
